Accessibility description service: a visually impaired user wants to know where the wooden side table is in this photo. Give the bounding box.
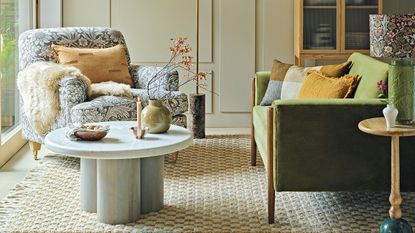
[359,117,415,233]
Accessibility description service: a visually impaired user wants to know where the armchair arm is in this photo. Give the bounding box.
[271,98,389,191]
[58,76,89,124]
[254,71,271,106]
[131,64,179,91]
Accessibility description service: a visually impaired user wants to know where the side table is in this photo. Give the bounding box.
[359,117,415,233]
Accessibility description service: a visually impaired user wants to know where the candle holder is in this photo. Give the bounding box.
[132,96,146,139]
[130,127,148,139]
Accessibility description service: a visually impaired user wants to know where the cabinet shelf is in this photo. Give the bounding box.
[304,6,337,9]
[346,5,378,9]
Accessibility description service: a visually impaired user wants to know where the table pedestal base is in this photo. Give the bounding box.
[380,218,413,233]
[79,156,164,224]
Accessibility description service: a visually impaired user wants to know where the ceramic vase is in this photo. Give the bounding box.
[388,59,415,125]
[383,104,398,129]
[189,93,206,139]
[142,99,172,133]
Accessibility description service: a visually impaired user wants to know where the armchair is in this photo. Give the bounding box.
[18,27,188,159]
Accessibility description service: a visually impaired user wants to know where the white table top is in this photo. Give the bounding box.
[44,121,193,159]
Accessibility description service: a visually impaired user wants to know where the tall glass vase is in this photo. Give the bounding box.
[388,59,415,125]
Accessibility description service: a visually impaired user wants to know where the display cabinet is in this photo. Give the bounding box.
[294,0,382,66]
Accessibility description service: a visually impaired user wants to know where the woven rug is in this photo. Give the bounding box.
[1,135,415,233]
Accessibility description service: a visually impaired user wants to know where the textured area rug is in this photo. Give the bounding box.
[1,135,415,233]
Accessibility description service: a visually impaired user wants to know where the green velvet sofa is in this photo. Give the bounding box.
[251,53,415,224]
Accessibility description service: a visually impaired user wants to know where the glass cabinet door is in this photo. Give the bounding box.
[344,0,379,50]
[303,0,338,50]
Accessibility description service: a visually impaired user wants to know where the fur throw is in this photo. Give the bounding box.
[90,81,133,99]
[17,62,134,136]
[17,62,91,135]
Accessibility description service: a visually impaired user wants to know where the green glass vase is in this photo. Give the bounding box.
[388,59,415,125]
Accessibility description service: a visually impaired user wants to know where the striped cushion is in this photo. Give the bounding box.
[260,65,321,105]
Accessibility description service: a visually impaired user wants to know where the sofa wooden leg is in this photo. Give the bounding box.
[268,184,275,224]
[29,141,41,160]
[251,132,257,166]
[251,78,257,166]
[267,107,275,224]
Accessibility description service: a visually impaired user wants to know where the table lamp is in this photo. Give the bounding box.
[370,14,415,126]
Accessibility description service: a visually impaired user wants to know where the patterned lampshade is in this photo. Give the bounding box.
[370,14,415,58]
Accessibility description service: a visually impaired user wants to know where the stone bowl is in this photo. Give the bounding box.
[74,125,110,141]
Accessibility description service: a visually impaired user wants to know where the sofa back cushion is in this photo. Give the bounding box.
[297,71,359,99]
[347,53,389,98]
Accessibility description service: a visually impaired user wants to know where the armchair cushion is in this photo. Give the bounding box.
[52,44,134,86]
[71,90,188,124]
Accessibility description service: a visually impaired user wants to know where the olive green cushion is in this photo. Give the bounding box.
[347,53,389,99]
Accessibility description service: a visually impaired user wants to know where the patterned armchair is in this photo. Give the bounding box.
[19,27,188,159]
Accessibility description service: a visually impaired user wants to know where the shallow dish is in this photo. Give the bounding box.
[74,125,110,141]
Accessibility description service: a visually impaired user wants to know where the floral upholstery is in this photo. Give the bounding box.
[132,65,179,92]
[19,27,188,144]
[71,92,188,124]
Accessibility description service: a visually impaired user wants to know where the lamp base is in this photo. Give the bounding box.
[380,218,413,233]
[189,93,206,139]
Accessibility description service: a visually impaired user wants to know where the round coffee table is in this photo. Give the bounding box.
[359,117,415,233]
[44,121,193,225]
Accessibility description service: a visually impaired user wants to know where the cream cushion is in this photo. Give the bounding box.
[280,66,321,99]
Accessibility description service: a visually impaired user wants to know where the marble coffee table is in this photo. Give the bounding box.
[44,121,193,225]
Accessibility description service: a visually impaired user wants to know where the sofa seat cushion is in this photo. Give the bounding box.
[71,90,188,124]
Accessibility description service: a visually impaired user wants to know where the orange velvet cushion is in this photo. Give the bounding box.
[320,61,352,77]
[270,59,293,81]
[52,44,133,86]
[297,71,359,99]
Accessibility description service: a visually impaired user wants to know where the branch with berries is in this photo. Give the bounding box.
[146,37,213,100]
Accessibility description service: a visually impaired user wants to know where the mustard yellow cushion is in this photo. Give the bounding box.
[270,59,293,81]
[320,61,352,77]
[297,71,358,99]
[52,44,133,86]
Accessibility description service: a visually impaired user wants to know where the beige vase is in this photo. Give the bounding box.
[142,99,172,133]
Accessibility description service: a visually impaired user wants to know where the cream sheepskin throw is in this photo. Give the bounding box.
[17,62,91,135]
[90,81,133,99]
[17,62,133,136]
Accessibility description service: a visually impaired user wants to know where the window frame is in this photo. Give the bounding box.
[0,0,34,167]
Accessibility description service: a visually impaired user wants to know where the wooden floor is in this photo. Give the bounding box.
[0,128,249,200]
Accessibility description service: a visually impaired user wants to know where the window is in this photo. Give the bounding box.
[1,0,19,137]
[0,0,32,166]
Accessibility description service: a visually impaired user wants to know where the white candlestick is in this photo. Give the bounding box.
[137,97,142,131]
